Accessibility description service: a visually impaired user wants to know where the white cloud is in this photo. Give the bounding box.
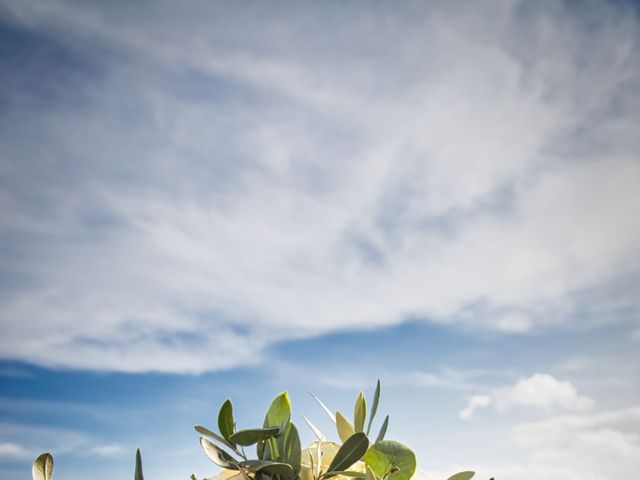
[460,373,593,419]
[0,0,639,372]
[89,444,125,458]
[0,441,29,459]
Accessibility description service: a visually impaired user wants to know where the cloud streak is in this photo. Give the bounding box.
[0,0,639,373]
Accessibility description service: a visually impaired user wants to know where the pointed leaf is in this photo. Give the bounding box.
[309,392,336,424]
[375,415,389,443]
[326,432,369,476]
[218,399,235,441]
[304,416,326,441]
[195,425,234,449]
[282,422,302,474]
[199,437,239,469]
[32,453,53,480]
[446,472,475,480]
[229,427,280,446]
[135,448,144,480]
[366,380,381,436]
[264,392,291,428]
[354,392,367,433]
[365,440,416,480]
[336,411,356,443]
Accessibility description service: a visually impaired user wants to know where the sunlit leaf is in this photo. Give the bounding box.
[326,432,369,476]
[195,425,234,449]
[309,392,337,424]
[365,441,415,480]
[303,416,326,441]
[199,437,239,469]
[264,392,291,428]
[365,465,377,480]
[336,411,356,443]
[32,453,53,480]
[354,392,367,433]
[446,472,475,480]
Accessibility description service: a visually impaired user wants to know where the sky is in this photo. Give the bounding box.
[0,0,639,479]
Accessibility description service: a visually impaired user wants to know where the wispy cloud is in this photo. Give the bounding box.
[0,0,638,374]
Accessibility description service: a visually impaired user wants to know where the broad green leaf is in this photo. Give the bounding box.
[218,399,235,441]
[446,472,475,480]
[336,411,356,443]
[195,425,234,449]
[281,422,302,474]
[257,462,296,480]
[264,392,291,428]
[365,466,377,480]
[326,432,369,476]
[366,380,381,436]
[354,392,367,433]
[375,415,389,443]
[364,441,416,480]
[310,392,337,424]
[199,437,239,469]
[32,453,53,480]
[135,448,144,480]
[229,427,280,446]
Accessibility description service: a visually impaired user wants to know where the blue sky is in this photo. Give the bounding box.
[1,1,639,479]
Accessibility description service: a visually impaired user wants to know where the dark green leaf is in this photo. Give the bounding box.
[375,415,389,443]
[264,392,291,428]
[32,453,53,480]
[199,437,239,469]
[257,462,295,480]
[446,472,475,480]
[134,449,144,480]
[366,380,381,436]
[326,432,369,476]
[229,427,281,446]
[364,441,416,480]
[354,392,367,433]
[218,399,235,441]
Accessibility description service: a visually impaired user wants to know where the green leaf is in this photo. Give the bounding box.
[281,422,302,474]
[375,415,389,443]
[264,392,291,428]
[199,437,239,469]
[365,466,377,480]
[229,427,281,446]
[354,392,367,433]
[336,411,356,443]
[195,425,235,449]
[218,399,235,441]
[446,472,475,480]
[32,453,53,480]
[364,441,416,480]
[324,471,365,478]
[326,432,369,477]
[366,380,381,436]
[257,462,296,480]
[135,448,144,480]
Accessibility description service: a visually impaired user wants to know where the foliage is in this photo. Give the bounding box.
[29,381,491,480]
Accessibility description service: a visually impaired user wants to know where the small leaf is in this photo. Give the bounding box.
[365,466,377,480]
[32,453,53,480]
[309,392,337,424]
[326,432,369,476]
[218,399,235,441]
[354,392,367,433]
[375,415,389,443]
[366,380,381,436]
[365,440,416,480]
[195,425,234,449]
[336,411,356,443]
[229,427,281,446]
[446,472,475,480]
[303,416,326,441]
[199,437,239,469]
[264,392,291,428]
[135,449,144,480]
